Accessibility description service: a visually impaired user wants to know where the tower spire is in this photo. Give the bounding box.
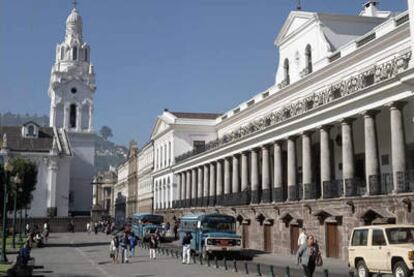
[72,0,78,9]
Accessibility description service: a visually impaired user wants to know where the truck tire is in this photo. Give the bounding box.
[356,260,369,277]
[393,261,409,277]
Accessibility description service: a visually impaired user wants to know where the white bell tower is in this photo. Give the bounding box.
[48,5,96,132]
[48,4,96,215]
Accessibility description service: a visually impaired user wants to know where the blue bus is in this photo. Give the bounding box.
[131,213,165,242]
[178,213,242,258]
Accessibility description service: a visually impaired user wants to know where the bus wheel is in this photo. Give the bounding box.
[202,246,209,260]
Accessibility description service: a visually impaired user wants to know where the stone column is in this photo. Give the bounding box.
[287,137,297,201]
[389,103,407,193]
[250,149,260,204]
[88,105,93,131]
[241,151,250,204]
[209,163,216,206]
[261,146,271,203]
[363,111,380,195]
[63,105,70,129]
[203,165,209,206]
[273,141,283,202]
[320,126,331,198]
[302,132,313,199]
[216,160,223,205]
[176,174,181,208]
[232,155,240,205]
[224,158,231,205]
[197,167,203,206]
[181,173,186,208]
[342,119,355,197]
[76,105,82,131]
[47,160,58,217]
[191,168,197,207]
[153,184,157,210]
[186,171,191,207]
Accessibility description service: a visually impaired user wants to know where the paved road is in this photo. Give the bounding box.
[26,232,350,277]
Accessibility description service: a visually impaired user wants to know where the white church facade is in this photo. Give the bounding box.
[0,6,96,217]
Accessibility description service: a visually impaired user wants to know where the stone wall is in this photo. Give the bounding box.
[160,194,414,261]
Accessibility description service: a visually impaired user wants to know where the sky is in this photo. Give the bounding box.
[0,0,407,147]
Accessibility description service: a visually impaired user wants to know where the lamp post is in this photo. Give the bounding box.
[18,209,23,244]
[0,160,12,263]
[11,175,22,249]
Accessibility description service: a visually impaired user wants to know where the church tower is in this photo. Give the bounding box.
[48,5,96,215]
[48,6,96,131]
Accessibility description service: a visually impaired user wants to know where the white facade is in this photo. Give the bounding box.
[151,110,219,211]
[137,142,154,212]
[48,7,96,215]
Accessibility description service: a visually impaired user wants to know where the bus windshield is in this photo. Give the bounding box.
[137,215,163,225]
[202,218,236,232]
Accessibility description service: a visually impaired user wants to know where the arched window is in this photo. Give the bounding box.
[84,48,88,62]
[61,47,65,60]
[73,47,77,61]
[70,104,77,128]
[27,125,34,136]
[168,141,171,165]
[305,44,312,73]
[283,58,290,85]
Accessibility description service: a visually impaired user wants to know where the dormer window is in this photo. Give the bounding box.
[21,122,39,138]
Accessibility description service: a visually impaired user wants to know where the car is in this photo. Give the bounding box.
[348,224,414,277]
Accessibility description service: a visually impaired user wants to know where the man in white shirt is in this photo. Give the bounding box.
[297,227,307,246]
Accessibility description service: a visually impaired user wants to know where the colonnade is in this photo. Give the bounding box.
[171,103,409,209]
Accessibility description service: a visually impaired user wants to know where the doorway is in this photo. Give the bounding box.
[263,225,272,252]
[326,223,339,258]
[290,225,299,254]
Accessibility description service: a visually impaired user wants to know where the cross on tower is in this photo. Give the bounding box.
[296,0,302,10]
[72,0,78,9]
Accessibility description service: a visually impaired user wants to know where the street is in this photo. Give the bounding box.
[18,232,351,277]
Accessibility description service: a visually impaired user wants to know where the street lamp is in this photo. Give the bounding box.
[11,175,22,249]
[0,160,13,263]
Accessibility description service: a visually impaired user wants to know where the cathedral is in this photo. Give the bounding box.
[0,6,96,217]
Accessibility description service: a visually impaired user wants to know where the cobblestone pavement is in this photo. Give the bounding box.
[26,232,350,277]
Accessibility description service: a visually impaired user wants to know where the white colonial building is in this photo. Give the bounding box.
[0,6,97,217]
[48,7,96,215]
[149,1,414,260]
[137,142,154,213]
[151,109,220,210]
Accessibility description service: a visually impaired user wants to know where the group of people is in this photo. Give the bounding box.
[296,228,323,277]
[25,221,49,248]
[87,220,114,235]
[109,231,138,263]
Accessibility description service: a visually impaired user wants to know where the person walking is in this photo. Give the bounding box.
[296,235,322,277]
[94,222,99,235]
[86,222,91,234]
[120,233,130,263]
[128,233,137,257]
[182,231,193,264]
[173,222,178,240]
[149,234,157,260]
[298,227,307,246]
[109,235,119,264]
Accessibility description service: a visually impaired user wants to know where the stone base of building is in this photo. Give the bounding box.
[158,193,414,261]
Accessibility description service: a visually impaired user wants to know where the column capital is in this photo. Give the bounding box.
[273,140,283,146]
[360,109,380,117]
[301,130,314,136]
[318,124,333,131]
[385,101,407,110]
[339,117,356,125]
[287,135,298,141]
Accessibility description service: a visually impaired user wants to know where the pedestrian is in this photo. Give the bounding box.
[94,222,99,235]
[25,223,30,235]
[128,233,137,257]
[68,220,75,233]
[173,222,178,240]
[298,227,307,246]
[296,235,322,277]
[182,231,193,264]
[86,222,91,234]
[149,234,157,260]
[109,235,119,264]
[120,232,130,263]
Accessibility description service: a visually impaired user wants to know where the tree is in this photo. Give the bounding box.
[99,126,113,140]
[0,158,38,215]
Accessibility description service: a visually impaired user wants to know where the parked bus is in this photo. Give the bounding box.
[131,213,165,242]
[178,213,242,259]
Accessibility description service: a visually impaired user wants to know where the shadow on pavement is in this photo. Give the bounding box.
[44,242,108,248]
